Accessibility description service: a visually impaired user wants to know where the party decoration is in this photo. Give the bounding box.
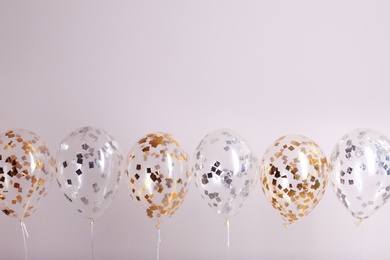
[0,129,54,221]
[192,129,258,220]
[56,126,123,219]
[329,128,390,223]
[126,132,191,225]
[260,135,328,227]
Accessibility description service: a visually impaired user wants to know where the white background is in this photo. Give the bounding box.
[1,1,390,259]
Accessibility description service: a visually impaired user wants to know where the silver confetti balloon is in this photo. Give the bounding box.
[192,129,258,220]
[56,126,124,219]
[330,128,390,223]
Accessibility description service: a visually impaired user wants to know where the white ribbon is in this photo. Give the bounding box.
[20,221,29,260]
[360,222,365,260]
[90,219,95,260]
[291,224,295,260]
[225,219,230,260]
[156,223,161,260]
[226,219,230,247]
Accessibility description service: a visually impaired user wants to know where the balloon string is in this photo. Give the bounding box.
[156,222,161,260]
[90,219,95,260]
[20,221,29,260]
[361,222,365,260]
[225,218,230,260]
[291,224,295,260]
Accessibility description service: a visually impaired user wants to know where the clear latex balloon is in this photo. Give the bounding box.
[126,132,191,225]
[329,128,390,222]
[56,126,123,219]
[0,129,54,221]
[260,135,328,226]
[192,129,258,220]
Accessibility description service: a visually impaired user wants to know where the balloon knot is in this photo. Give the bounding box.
[283,223,290,229]
[156,222,161,230]
[355,219,363,227]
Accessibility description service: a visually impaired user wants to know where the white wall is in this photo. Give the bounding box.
[1,1,390,259]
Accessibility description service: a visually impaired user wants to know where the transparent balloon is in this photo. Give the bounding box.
[126,132,191,225]
[260,135,328,226]
[192,129,258,220]
[329,128,390,223]
[56,126,124,219]
[0,129,54,221]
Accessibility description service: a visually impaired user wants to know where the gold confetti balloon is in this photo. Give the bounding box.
[126,132,191,225]
[329,129,390,223]
[260,135,328,227]
[192,129,258,220]
[56,126,124,219]
[0,129,54,221]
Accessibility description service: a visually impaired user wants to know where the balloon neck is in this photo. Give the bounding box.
[283,223,291,229]
[20,220,29,238]
[354,219,363,227]
[224,218,229,227]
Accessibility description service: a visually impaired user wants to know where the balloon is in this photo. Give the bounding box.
[192,129,258,220]
[0,129,54,221]
[126,132,191,225]
[56,126,123,219]
[329,128,390,223]
[260,135,328,226]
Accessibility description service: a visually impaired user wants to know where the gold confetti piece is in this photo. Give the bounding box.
[138,137,148,144]
[150,205,162,211]
[149,135,164,148]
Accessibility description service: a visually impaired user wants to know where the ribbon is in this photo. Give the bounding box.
[90,219,95,260]
[360,222,365,260]
[156,222,161,260]
[20,221,29,260]
[224,218,230,247]
[291,225,295,260]
[224,218,230,260]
